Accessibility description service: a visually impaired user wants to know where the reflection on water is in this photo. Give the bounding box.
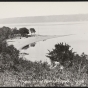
[22,45,29,49]
[22,42,36,49]
[30,42,36,47]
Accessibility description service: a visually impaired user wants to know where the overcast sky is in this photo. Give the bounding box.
[0,2,88,19]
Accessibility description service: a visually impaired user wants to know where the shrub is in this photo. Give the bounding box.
[0,26,12,39]
[46,42,75,67]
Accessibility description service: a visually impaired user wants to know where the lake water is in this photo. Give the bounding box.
[1,21,88,64]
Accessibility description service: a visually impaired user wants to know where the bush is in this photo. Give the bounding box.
[46,42,75,67]
[0,38,20,71]
[0,26,12,39]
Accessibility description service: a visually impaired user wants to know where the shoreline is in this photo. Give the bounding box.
[6,34,73,63]
[7,34,73,50]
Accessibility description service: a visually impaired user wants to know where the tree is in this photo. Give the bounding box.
[19,27,29,37]
[0,38,20,71]
[0,26,12,39]
[30,28,36,35]
[12,27,19,34]
[46,42,75,67]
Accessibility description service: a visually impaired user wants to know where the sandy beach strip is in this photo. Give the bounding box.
[7,34,73,50]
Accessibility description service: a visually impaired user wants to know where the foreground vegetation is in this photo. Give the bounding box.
[0,26,88,87]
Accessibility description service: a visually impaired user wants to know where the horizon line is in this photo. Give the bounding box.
[0,13,88,20]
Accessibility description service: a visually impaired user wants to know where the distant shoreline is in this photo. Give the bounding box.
[0,14,88,24]
[0,21,88,25]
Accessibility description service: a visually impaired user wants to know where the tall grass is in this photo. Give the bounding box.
[0,59,88,87]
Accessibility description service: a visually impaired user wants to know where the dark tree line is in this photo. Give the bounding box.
[12,27,36,37]
[0,26,36,40]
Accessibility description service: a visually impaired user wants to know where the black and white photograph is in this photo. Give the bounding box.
[0,1,88,87]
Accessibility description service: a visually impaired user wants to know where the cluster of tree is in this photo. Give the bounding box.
[47,43,75,67]
[0,38,20,71]
[0,26,36,40]
[12,27,36,37]
[12,27,19,34]
[0,26,12,39]
[0,26,36,72]
[13,27,36,36]
[19,27,29,37]
[47,42,88,73]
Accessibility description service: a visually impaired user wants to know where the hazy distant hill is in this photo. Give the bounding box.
[0,14,88,24]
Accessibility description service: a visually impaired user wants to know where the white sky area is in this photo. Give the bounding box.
[0,2,88,19]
